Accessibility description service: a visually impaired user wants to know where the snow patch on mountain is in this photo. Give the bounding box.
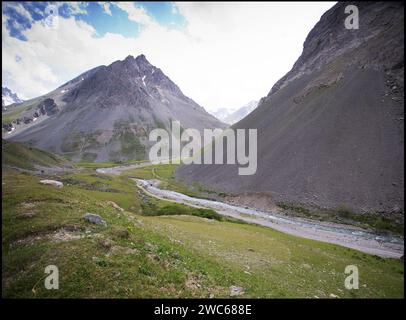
[2,87,23,110]
[211,100,259,124]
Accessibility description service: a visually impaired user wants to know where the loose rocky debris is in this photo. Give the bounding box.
[169,237,184,245]
[110,245,138,256]
[84,213,107,226]
[229,285,244,297]
[98,238,114,249]
[20,212,36,219]
[10,235,44,247]
[10,227,84,247]
[106,201,124,212]
[185,274,202,290]
[39,179,63,188]
[21,202,35,208]
[52,228,83,242]
[147,253,161,263]
[97,237,139,257]
[144,242,158,252]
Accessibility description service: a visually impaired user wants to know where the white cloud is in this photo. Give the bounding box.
[2,15,140,98]
[2,2,336,110]
[99,2,112,16]
[9,2,33,22]
[171,3,179,15]
[64,2,88,15]
[114,2,154,26]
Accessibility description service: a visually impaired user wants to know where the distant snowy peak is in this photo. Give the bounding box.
[211,107,235,122]
[212,100,259,124]
[2,87,23,110]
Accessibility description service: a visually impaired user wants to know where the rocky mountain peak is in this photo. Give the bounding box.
[268,2,404,96]
[6,53,225,162]
[122,54,135,63]
[135,54,148,63]
[110,54,180,93]
[122,54,151,69]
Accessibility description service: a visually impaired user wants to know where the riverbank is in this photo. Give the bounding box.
[134,178,403,259]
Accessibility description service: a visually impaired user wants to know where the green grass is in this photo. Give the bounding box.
[122,164,176,180]
[76,159,148,169]
[2,140,73,170]
[122,164,192,195]
[2,169,404,298]
[2,96,47,125]
[140,193,224,221]
[122,164,226,199]
[278,202,404,236]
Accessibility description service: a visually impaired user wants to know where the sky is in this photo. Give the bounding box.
[2,1,336,112]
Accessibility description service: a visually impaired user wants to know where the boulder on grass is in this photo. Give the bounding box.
[40,180,63,188]
[229,286,244,297]
[84,213,107,226]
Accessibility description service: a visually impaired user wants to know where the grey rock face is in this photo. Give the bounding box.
[3,123,13,131]
[84,213,107,226]
[3,98,59,132]
[38,99,59,116]
[177,2,404,213]
[269,2,404,96]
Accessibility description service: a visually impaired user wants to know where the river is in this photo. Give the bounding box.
[96,164,404,258]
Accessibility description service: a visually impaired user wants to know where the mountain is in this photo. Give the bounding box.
[2,87,23,111]
[225,100,259,124]
[211,100,259,125]
[211,107,233,123]
[176,2,404,214]
[3,54,225,162]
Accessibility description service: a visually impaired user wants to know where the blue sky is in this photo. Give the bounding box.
[2,2,335,110]
[3,2,186,40]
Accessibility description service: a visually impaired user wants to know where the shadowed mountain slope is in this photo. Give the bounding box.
[176,2,404,214]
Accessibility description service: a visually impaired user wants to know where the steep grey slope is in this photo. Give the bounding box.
[5,55,225,162]
[176,2,404,214]
[2,65,103,131]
